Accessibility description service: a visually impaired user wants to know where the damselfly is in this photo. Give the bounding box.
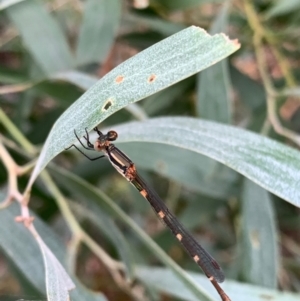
[67,127,230,301]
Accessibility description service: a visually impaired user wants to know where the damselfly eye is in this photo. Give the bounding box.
[107,131,118,141]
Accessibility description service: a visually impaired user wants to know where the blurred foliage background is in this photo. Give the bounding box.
[0,0,300,300]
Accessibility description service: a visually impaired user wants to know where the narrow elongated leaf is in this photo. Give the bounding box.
[136,266,300,301]
[0,0,24,10]
[230,66,265,111]
[50,166,218,301]
[197,1,232,123]
[266,0,300,18]
[125,13,185,36]
[119,142,237,199]
[6,0,73,76]
[105,117,299,207]
[241,179,278,288]
[54,70,98,90]
[196,1,233,189]
[142,78,193,115]
[76,0,121,65]
[54,71,147,120]
[28,26,240,185]
[70,201,135,280]
[0,203,107,301]
[36,238,75,301]
[150,0,222,11]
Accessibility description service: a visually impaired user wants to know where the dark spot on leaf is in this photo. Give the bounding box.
[103,100,112,111]
[148,74,156,83]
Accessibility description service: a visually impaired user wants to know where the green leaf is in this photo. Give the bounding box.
[266,0,300,18]
[6,0,73,76]
[70,201,135,280]
[240,179,278,288]
[281,87,300,97]
[0,0,24,11]
[49,166,218,301]
[230,66,266,111]
[0,203,107,301]
[124,12,185,36]
[150,0,223,11]
[54,70,98,90]
[136,266,300,301]
[76,0,121,65]
[28,26,240,185]
[36,237,75,301]
[142,78,193,115]
[53,71,148,120]
[119,142,237,199]
[197,1,232,123]
[196,1,233,188]
[106,117,299,207]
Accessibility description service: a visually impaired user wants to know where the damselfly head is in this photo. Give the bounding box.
[107,131,118,141]
[94,130,118,151]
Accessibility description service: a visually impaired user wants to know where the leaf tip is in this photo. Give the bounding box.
[220,33,241,49]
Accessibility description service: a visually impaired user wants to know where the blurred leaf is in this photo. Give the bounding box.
[34,81,83,107]
[36,237,75,301]
[142,78,193,115]
[76,0,121,65]
[54,70,98,90]
[136,266,300,301]
[0,66,27,83]
[0,203,107,301]
[50,165,218,301]
[70,201,135,280]
[281,87,300,97]
[106,117,300,208]
[0,0,24,10]
[119,142,237,199]
[230,66,266,111]
[197,1,232,123]
[240,179,278,288]
[196,1,234,189]
[266,0,300,18]
[124,12,185,36]
[150,0,223,11]
[28,26,240,184]
[6,0,73,76]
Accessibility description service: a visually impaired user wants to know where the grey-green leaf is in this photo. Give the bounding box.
[0,0,25,10]
[136,266,300,301]
[28,26,240,186]
[36,237,75,301]
[240,179,278,288]
[0,203,107,301]
[76,0,121,65]
[150,0,223,11]
[266,0,300,18]
[197,1,232,123]
[6,0,73,76]
[49,166,217,301]
[70,201,135,280]
[119,142,237,199]
[108,117,300,207]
